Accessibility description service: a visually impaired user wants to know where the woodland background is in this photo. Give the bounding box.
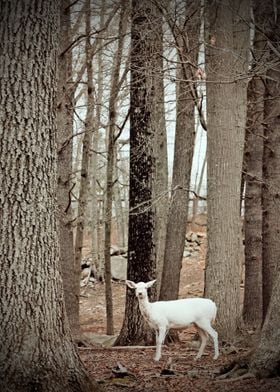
[0,0,280,391]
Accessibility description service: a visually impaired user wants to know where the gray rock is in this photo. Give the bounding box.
[183,250,192,258]
[111,255,127,280]
[82,332,117,347]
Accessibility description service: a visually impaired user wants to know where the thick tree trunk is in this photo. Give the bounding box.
[204,0,250,340]
[160,0,200,301]
[261,0,280,320]
[0,1,98,390]
[242,29,265,328]
[57,0,80,336]
[262,77,280,317]
[247,1,280,377]
[115,0,160,346]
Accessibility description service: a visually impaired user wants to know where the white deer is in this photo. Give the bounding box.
[126,279,219,361]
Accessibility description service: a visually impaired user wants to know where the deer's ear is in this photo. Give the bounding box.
[146,280,156,288]
[126,280,136,289]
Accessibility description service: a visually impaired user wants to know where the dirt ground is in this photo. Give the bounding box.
[78,234,280,392]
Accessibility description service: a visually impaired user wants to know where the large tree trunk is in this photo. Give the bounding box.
[261,0,280,321]
[115,0,160,346]
[204,0,250,340]
[242,28,265,328]
[0,1,98,390]
[57,0,80,336]
[160,0,200,301]
[245,1,280,377]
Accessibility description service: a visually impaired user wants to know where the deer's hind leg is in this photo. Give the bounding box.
[194,324,208,360]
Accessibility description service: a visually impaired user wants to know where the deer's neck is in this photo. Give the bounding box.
[138,297,152,321]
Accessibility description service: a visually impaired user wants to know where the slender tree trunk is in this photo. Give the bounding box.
[57,0,80,336]
[192,153,206,221]
[91,126,100,277]
[0,1,98,390]
[91,0,106,281]
[74,0,94,278]
[243,29,265,328]
[118,149,130,247]
[115,0,160,346]
[152,15,168,292]
[160,0,200,301]
[204,0,250,340]
[104,0,128,335]
[114,145,127,248]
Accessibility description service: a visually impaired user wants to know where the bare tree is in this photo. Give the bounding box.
[260,0,280,321]
[0,0,98,390]
[115,0,161,346]
[90,0,106,281]
[221,0,280,379]
[74,0,94,277]
[159,0,201,302]
[57,0,80,336]
[104,0,129,335]
[152,11,168,291]
[204,0,250,340]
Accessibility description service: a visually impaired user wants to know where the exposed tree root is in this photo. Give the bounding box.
[216,354,254,381]
[216,372,255,382]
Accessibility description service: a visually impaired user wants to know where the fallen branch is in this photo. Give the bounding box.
[79,345,166,350]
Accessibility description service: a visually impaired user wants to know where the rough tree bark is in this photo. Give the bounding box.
[115,0,160,346]
[242,25,265,328]
[261,0,280,321]
[204,0,250,340]
[160,0,200,301]
[249,270,280,377]
[0,1,98,390]
[231,1,280,378]
[151,12,168,292]
[57,0,80,336]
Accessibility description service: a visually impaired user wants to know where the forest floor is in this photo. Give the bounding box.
[78,231,280,392]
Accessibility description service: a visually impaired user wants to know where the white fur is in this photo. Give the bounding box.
[126,279,219,361]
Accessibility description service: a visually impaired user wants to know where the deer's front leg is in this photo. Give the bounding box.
[154,326,166,361]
